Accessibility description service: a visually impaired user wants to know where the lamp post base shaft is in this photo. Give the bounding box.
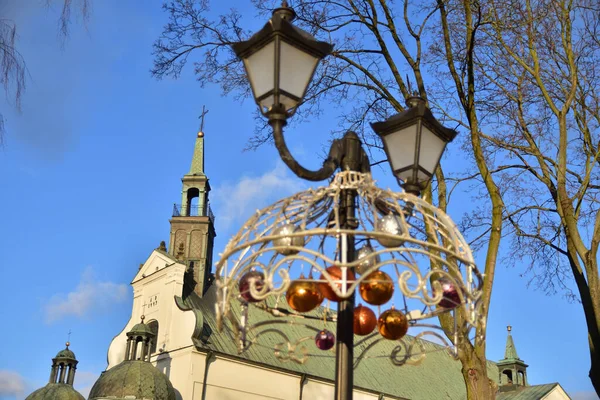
[335,297,354,400]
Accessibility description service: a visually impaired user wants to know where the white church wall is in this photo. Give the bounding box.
[107,251,191,369]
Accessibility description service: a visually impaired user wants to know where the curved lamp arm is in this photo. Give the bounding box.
[269,115,342,181]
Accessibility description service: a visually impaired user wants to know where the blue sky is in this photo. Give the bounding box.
[0,1,596,399]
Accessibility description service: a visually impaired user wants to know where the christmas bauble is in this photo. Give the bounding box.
[238,270,266,303]
[356,244,380,275]
[435,277,461,309]
[359,270,394,306]
[272,224,305,255]
[286,278,323,312]
[315,329,335,350]
[353,305,377,336]
[319,266,356,302]
[378,308,409,340]
[375,214,405,248]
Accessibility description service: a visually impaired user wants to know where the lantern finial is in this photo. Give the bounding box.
[406,96,425,108]
[274,1,296,21]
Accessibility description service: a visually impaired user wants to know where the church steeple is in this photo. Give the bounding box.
[168,116,216,298]
[498,325,529,388]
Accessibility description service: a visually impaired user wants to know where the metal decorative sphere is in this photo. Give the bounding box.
[319,266,355,302]
[435,277,461,309]
[375,214,405,248]
[238,271,266,303]
[272,223,305,255]
[378,308,409,340]
[353,305,377,336]
[356,244,380,275]
[215,171,484,366]
[359,270,394,306]
[286,278,323,312]
[315,329,335,350]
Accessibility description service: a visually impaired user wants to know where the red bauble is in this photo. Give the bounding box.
[238,271,266,303]
[315,329,335,350]
[353,305,377,336]
[319,266,356,302]
[436,277,461,309]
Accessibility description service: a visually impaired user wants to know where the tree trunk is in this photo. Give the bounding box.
[460,351,497,400]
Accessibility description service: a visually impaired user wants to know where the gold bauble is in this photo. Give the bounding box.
[319,266,356,302]
[353,305,377,336]
[286,279,323,312]
[359,270,394,306]
[377,308,409,340]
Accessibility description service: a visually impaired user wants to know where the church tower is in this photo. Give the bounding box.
[168,123,216,297]
[498,325,528,387]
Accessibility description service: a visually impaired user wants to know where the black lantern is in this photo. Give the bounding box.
[232,1,333,116]
[371,97,458,195]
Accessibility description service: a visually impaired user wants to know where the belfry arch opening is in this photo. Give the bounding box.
[186,188,200,216]
[502,369,513,385]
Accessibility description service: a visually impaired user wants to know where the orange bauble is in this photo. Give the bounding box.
[286,278,323,312]
[319,266,356,302]
[353,305,377,336]
[377,308,409,340]
[359,270,394,306]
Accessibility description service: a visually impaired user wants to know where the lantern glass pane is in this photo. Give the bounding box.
[382,125,418,176]
[279,41,319,106]
[244,41,275,103]
[418,126,446,176]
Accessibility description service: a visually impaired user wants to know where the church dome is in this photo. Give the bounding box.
[25,383,85,400]
[55,346,76,360]
[88,360,176,400]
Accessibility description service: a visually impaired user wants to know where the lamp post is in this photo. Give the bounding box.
[222,2,467,400]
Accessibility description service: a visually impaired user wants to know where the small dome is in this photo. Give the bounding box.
[25,383,85,400]
[129,322,154,337]
[55,348,76,359]
[88,360,176,400]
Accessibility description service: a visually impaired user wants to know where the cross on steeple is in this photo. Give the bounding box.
[67,329,72,345]
[141,301,147,319]
[198,105,209,132]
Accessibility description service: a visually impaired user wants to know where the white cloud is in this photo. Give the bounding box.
[44,267,128,324]
[212,161,306,231]
[73,370,100,399]
[0,370,26,397]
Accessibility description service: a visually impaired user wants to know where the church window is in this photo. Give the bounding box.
[148,320,159,354]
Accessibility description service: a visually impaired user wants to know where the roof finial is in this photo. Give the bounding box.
[66,329,72,347]
[507,325,512,333]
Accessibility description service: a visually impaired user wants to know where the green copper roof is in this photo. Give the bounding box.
[497,383,566,399]
[55,347,76,360]
[25,383,85,400]
[128,321,154,337]
[188,132,205,175]
[88,360,176,400]
[176,286,500,400]
[504,332,519,360]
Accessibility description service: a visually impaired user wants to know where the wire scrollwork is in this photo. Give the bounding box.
[215,171,484,368]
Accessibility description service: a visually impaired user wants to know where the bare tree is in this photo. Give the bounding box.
[0,0,90,145]
[152,0,600,397]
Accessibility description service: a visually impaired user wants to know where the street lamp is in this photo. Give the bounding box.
[371,97,458,195]
[217,3,482,400]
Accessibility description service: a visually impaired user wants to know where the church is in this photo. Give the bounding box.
[26,126,571,400]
